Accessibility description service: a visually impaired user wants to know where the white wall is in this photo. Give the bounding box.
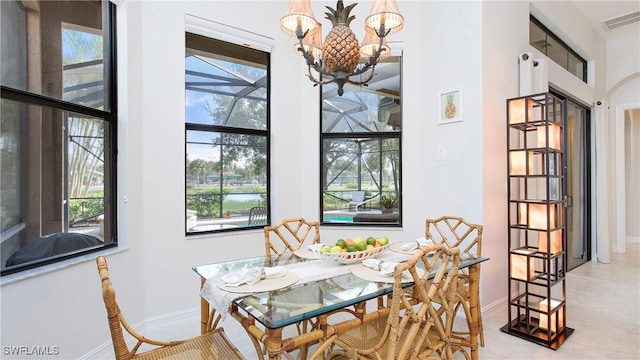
[481,0,531,311]
[605,15,640,250]
[0,1,623,358]
[607,28,640,92]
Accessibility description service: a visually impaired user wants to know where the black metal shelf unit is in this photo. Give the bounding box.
[501,92,574,349]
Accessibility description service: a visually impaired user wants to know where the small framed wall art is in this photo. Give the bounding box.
[438,89,462,124]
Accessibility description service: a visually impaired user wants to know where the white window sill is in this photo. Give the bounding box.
[0,247,128,286]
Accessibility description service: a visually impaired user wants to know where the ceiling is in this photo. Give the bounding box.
[362,2,639,96]
[571,1,640,39]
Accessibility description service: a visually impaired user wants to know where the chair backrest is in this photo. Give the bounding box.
[387,244,461,359]
[248,206,267,226]
[425,216,483,259]
[97,256,135,360]
[350,191,365,203]
[263,217,320,256]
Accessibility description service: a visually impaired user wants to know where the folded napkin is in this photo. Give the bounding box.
[362,258,403,277]
[220,266,287,287]
[401,237,435,251]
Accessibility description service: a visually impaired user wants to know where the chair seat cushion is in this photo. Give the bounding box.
[333,316,446,359]
[134,329,244,360]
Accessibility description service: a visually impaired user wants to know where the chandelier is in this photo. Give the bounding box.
[280,0,404,96]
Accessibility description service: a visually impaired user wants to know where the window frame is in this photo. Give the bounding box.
[319,55,403,227]
[530,15,588,83]
[184,32,271,235]
[0,0,118,276]
[320,132,403,227]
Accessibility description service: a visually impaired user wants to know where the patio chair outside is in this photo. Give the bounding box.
[247,206,267,226]
[348,191,366,211]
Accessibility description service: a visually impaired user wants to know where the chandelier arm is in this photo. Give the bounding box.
[350,63,374,77]
[295,29,320,69]
[345,66,377,86]
[361,27,389,68]
[306,66,337,85]
[362,23,390,66]
[374,26,390,39]
[295,28,337,80]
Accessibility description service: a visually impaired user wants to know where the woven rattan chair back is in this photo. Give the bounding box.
[96,256,245,360]
[314,244,461,360]
[262,217,322,356]
[263,217,320,256]
[425,216,482,260]
[425,215,485,351]
[388,244,461,359]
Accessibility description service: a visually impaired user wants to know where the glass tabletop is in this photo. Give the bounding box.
[194,252,488,329]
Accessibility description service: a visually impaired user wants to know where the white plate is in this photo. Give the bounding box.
[389,241,421,255]
[349,263,425,283]
[217,272,299,293]
[294,248,324,259]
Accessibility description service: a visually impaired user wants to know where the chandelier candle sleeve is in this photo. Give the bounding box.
[280,0,404,96]
[280,0,318,36]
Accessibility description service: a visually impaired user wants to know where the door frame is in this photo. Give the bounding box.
[614,102,640,253]
[551,89,592,269]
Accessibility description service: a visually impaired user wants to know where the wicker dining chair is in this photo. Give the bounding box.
[261,217,322,358]
[425,215,485,355]
[96,256,245,360]
[309,244,461,360]
[263,217,320,256]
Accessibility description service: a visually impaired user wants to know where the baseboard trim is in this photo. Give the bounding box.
[82,296,509,359]
[482,295,508,316]
[79,307,200,359]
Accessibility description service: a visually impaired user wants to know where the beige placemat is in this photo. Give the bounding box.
[201,260,351,320]
[217,272,299,294]
[294,248,323,260]
[350,263,425,283]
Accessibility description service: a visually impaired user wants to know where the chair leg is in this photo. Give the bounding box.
[450,295,480,358]
[478,309,485,347]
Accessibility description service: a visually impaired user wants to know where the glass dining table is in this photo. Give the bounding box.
[193,248,488,360]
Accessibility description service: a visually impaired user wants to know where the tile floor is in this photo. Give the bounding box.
[475,243,639,360]
[150,243,639,360]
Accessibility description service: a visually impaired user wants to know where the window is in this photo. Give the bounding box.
[185,33,269,234]
[321,55,402,226]
[530,15,587,83]
[1,0,117,275]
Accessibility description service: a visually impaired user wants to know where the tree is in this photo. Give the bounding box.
[199,60,268,181]
[63,28,106,220]
[187,158,208,185]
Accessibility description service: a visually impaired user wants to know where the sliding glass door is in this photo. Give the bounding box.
[564,98,591,270]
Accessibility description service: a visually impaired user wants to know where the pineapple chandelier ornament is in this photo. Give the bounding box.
[280,0,404,96]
